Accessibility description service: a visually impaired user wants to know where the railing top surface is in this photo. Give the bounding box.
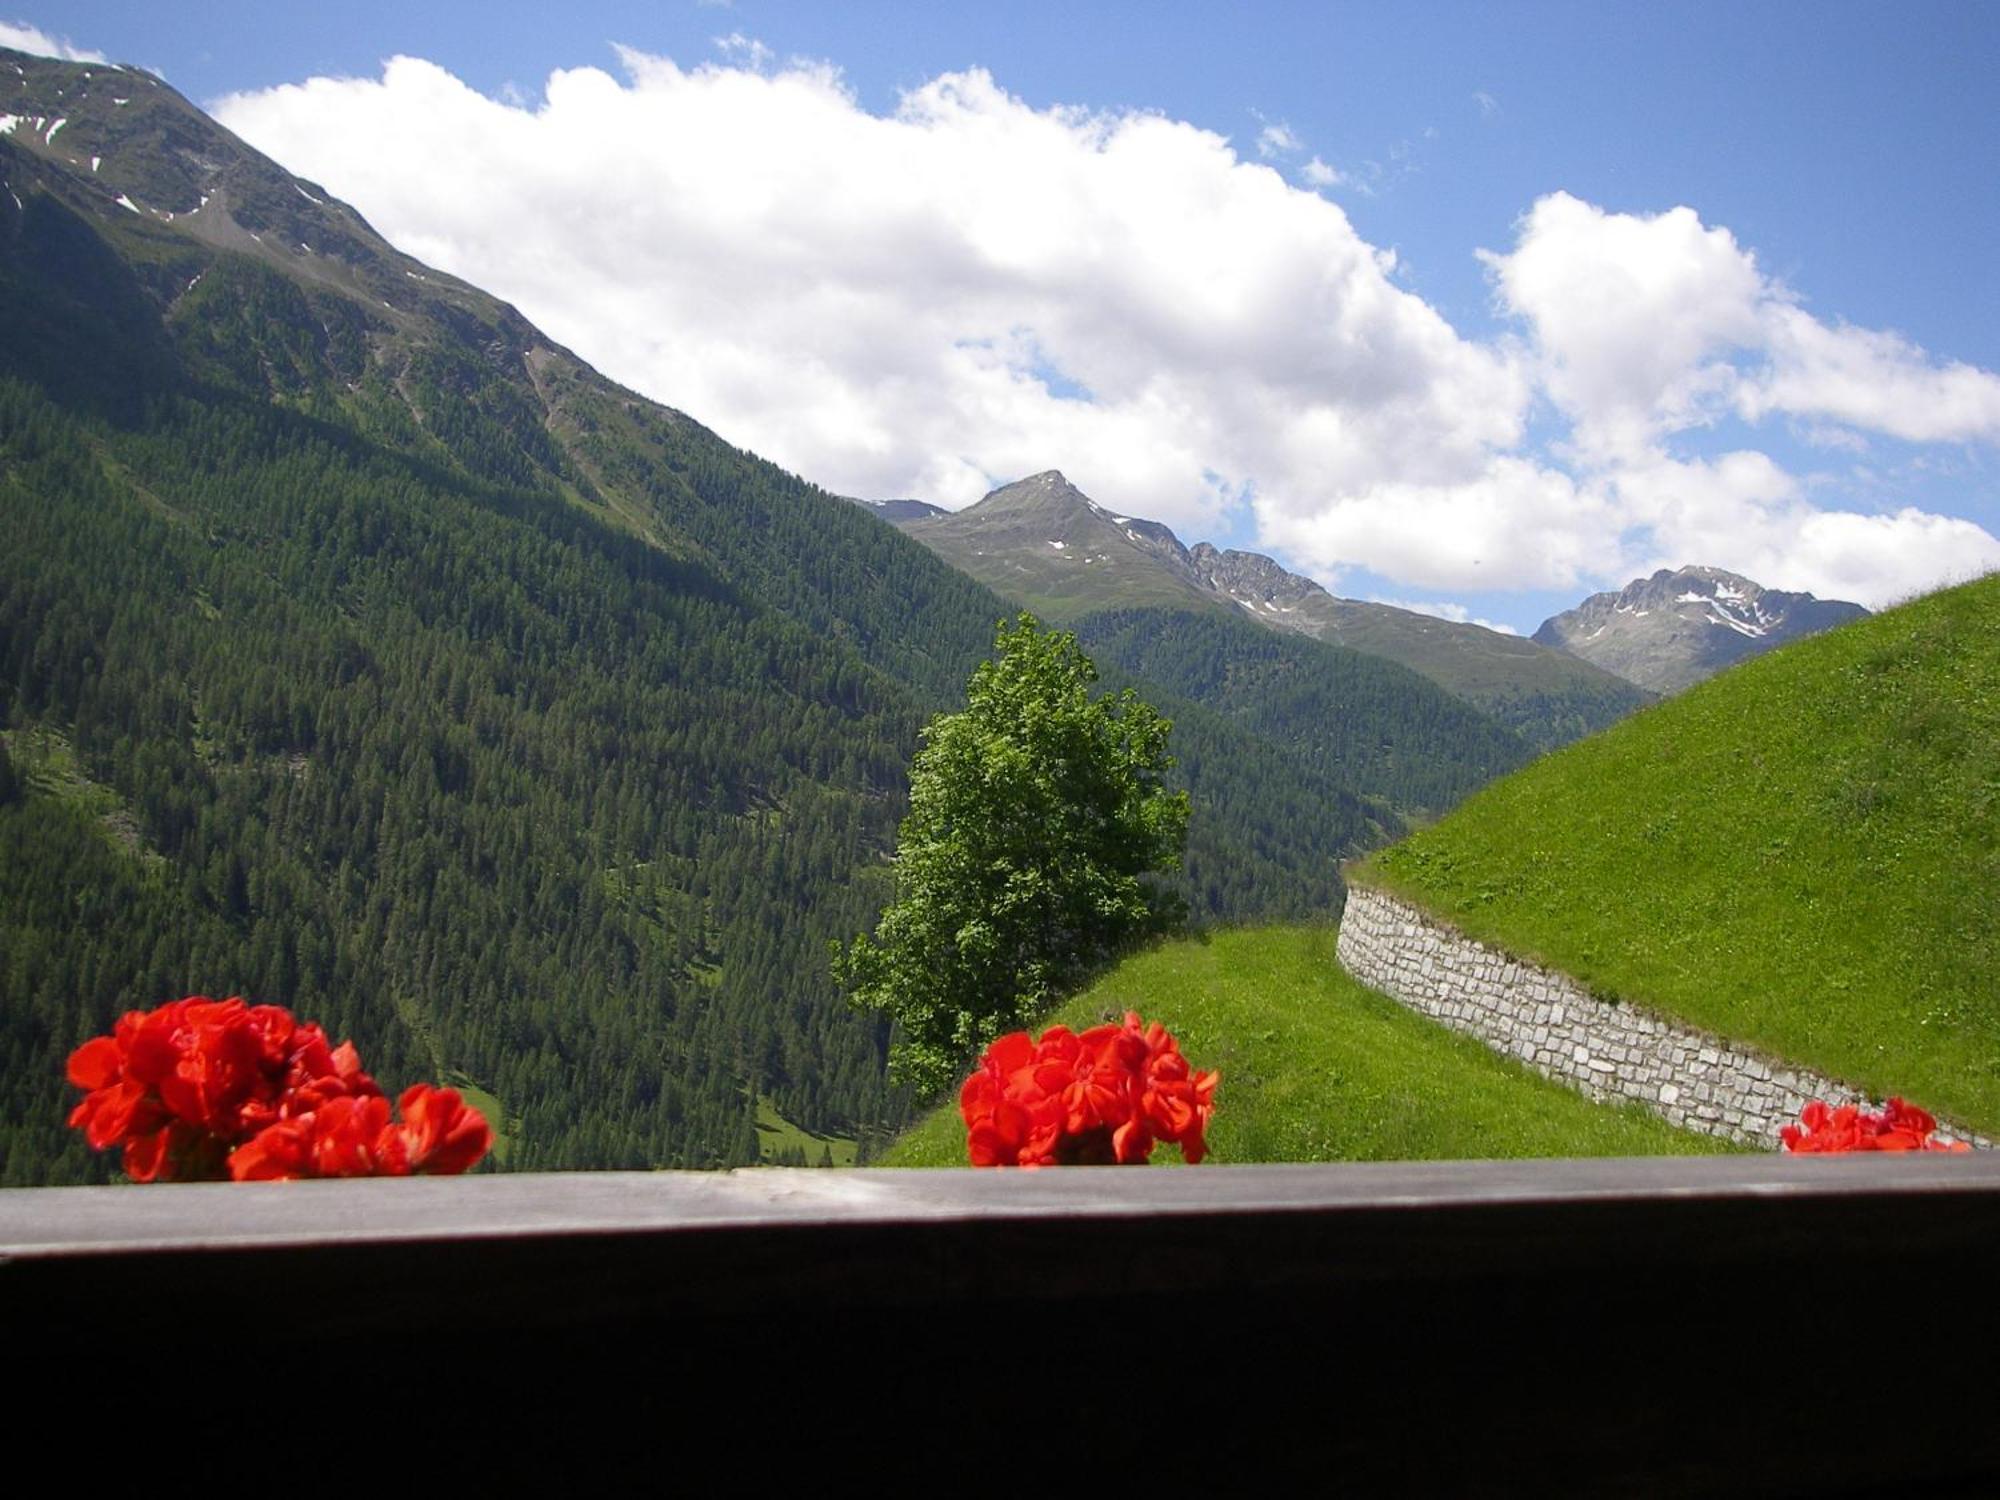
[7,1152,2000,1258]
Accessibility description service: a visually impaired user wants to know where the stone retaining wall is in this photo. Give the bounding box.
[1335,885,1990,1151]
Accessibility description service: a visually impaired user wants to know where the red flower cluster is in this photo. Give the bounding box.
[960,1012,1217,1167]
[1780,1097,1972,1154]
[67,996,491,1182]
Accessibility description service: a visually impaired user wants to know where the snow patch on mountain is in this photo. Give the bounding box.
[1533,565,1866,693]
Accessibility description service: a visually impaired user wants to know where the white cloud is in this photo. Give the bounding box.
[1484,192,2000,462]
[1370,597,1519,634]
[0,19,109,63]
[1256,454,1615,592]
[1776,507,2000,607]
[1612,451,2000,605]
[1473,90,1499,119]
[1256,121,1301,158]
[211,56,2000,617]
[1474,192,2000,606]
[1744,305,2000,443]
[711,32,773,72]
[1480,192,1764,462]
[215,53,1522,536]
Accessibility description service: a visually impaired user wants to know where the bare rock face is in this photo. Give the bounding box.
[1187,543,1327,613]
[1533,566,1868,694]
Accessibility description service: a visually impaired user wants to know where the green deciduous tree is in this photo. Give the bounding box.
[834,614,1189,1096]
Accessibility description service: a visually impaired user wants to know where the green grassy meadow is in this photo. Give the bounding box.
[880,926,1731,1166]
[756,1095,859,1167]
[1360,573,2000,1137]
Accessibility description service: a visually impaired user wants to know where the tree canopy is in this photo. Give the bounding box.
[834,615,1189,1096]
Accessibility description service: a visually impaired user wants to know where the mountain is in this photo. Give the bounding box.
[854,498,947,523]
[1074,608,1534,821]
[1532,566,1869,694]
[897,470,1221,617]
[0,48,1461,1182]
[884,471,1649,750]
[1364,571,2000,1139]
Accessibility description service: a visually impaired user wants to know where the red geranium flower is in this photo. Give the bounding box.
[1780,1096,1971,1154]
[960,1012,1217,1167]
[66,996,490,1181]
[396,1085,494,1175]
[231,1095,401,1181]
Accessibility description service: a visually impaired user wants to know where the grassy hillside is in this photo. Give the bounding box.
[881,927,1727,1165]
[1360,573,2000,1135]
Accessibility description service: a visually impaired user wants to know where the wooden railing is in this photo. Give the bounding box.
[8,1155,1998,1489]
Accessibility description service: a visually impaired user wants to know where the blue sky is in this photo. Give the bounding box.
[12,3,2000,630]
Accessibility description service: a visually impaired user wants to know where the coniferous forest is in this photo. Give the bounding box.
[0,47,1532,1183]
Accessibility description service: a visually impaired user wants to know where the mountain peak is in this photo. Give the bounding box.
[882,477,1650,749]
[0,46,529,313]
[1534,565,1868,693]
[967,469,1091,516]
[888,470,1199,617]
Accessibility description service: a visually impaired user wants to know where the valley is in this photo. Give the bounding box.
[1,35,1991,1185]
[5,13,1994,1489]
[0,46,1558,1181]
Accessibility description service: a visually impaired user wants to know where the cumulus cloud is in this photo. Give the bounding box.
[1475,192,2000,605]
[1483,192,2000,461]
[1595,450,2000,605]
[1256,454,1616,593]
[1776,507,2000,607]
[211,55,2000,617]
[1744,306,2000,443]
[1480,193,1764,462]
[216,53,1522,536]
[0,19,109,62]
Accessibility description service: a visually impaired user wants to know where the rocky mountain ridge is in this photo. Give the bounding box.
[1533,566,1869,693]
[875,470,1651,750]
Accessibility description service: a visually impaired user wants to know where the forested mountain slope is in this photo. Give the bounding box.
[1075,608,1533,820]
[0,49,1421,1182]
